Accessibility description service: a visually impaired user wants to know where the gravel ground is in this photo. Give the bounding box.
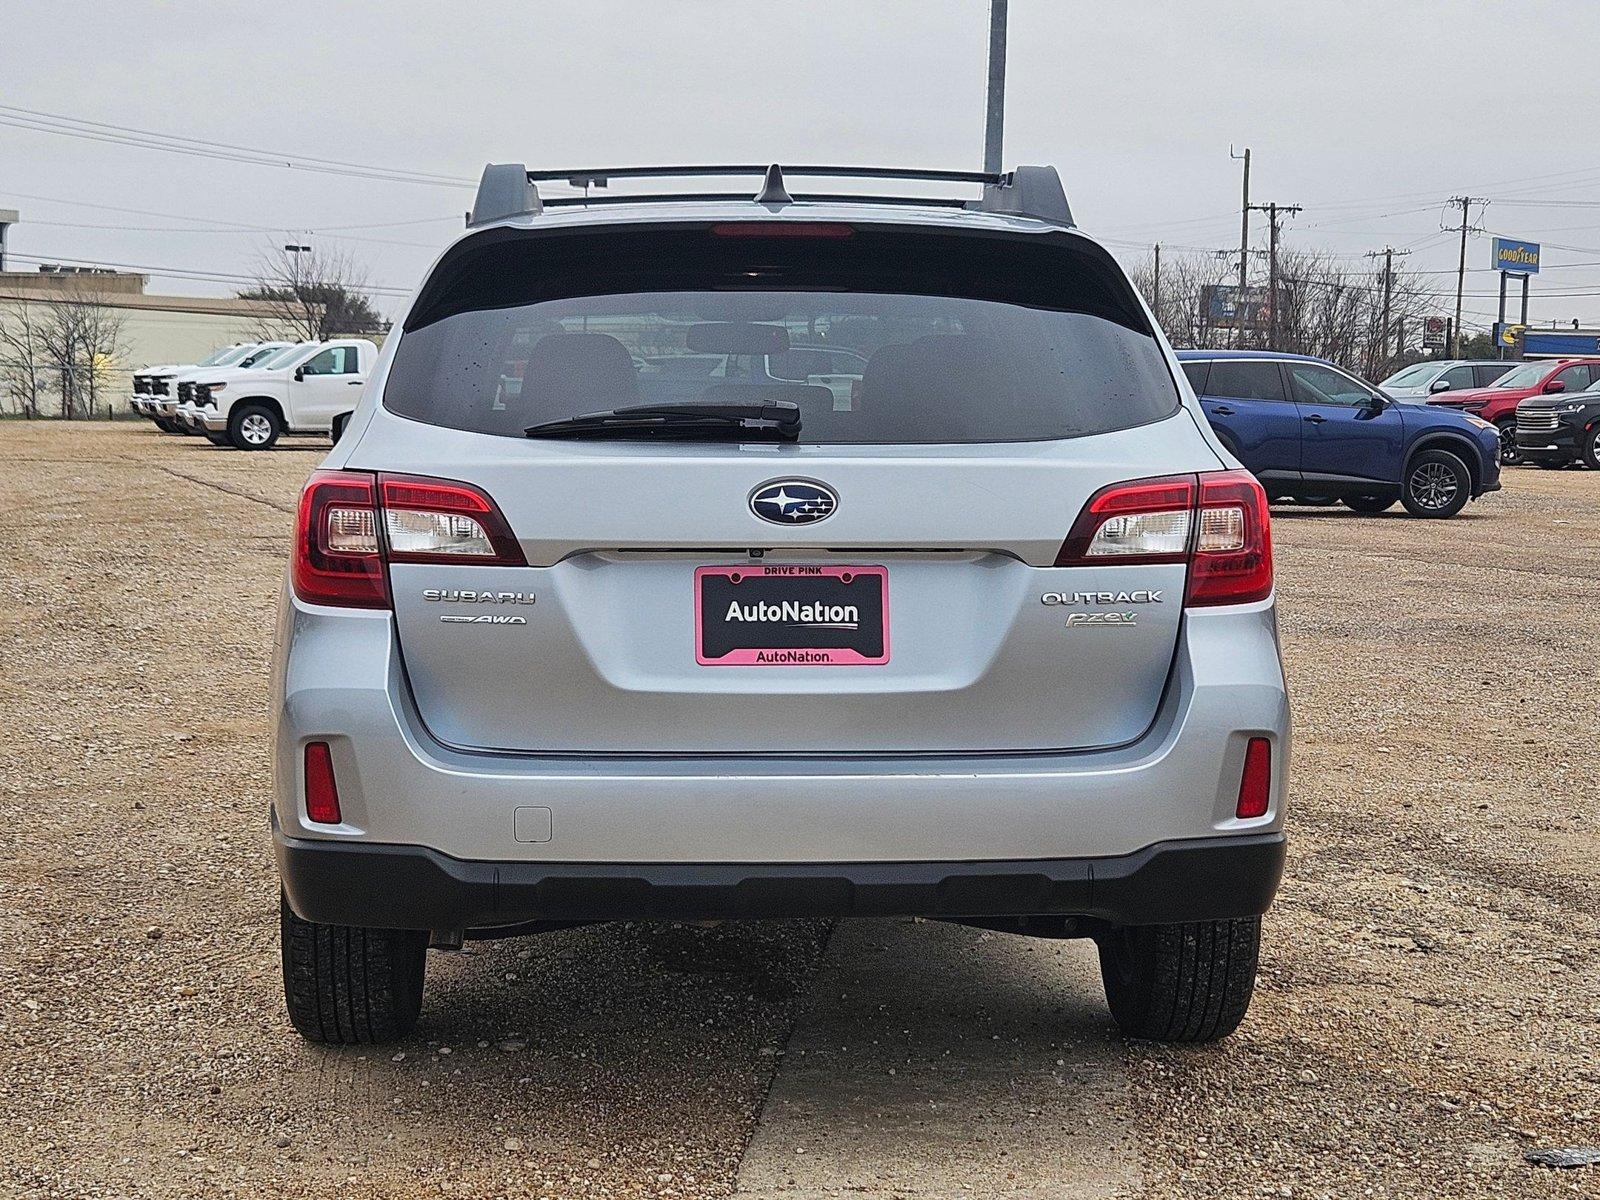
[1,423,1596,1199]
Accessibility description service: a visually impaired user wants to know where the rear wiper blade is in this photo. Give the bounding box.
[525,401,801,440]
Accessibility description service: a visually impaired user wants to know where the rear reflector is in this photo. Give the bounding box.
[1055,469,1272,607]
[304,741,342,824]
[292,470,525,608]
[1236,737,1272,819]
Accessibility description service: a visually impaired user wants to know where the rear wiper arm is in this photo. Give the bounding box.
[525,401,801,440]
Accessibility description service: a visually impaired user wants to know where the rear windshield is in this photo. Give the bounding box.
[384,224,1178,444]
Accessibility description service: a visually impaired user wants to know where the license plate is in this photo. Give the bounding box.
[695,564,889,666]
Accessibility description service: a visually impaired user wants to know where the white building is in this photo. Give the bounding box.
[0,266,299,417]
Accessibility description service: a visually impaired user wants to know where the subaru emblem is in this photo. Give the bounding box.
[749,479,838,525]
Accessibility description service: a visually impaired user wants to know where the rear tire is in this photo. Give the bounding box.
[280,893,427,1044]
[1400,448,1472,518]
[1342,495,1396,514]
[330,413,349,445]
[1098,917,1260,1043]
[204,431,230,447]
[229,402,281,450]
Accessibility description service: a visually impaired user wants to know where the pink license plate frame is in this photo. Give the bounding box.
[694,564,890,666]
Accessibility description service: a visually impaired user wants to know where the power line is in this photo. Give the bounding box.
[0,250,413,296]
[0,104,476,189]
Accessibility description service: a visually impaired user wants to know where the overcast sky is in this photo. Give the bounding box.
[5,0,1600,331]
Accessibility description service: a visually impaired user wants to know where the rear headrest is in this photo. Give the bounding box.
[524,333,639,408]
[859,343,916,405]
[864,336,1015,402]
[861,335,1028,435]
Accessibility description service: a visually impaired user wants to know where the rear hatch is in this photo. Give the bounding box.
[360,217,1222,754]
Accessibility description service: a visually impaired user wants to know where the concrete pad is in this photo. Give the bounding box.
[736,918,1140,1199]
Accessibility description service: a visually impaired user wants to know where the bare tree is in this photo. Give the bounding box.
[1132,247,1440,378]
[1129,250,1255,351]
[34,281,127,419]
[0,295,49,417]
[239,243,386,341]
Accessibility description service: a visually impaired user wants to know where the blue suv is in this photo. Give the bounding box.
[1176,351,1501,518]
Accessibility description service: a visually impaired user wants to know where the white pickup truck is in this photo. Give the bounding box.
[131,342,283,432]
[173,339,378,449]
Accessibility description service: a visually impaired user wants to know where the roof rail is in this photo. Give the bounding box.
[467,163,1074,227]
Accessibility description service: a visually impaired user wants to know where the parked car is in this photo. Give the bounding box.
[1378,360,1513,401]
[1178,350,1501,517]
[634,346,868,407]
[1426,357,1600,465]
[174,338,376,448]
[272,162,1289,1047]
[131,342,277,431]
[1515,377,1600,469]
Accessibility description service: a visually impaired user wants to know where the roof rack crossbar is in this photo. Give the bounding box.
[539,191,973,210]
[468,163,1073,228]
[526,164,1003,187]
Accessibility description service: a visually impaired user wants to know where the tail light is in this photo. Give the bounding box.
[1055,469,1272,607]
[1236,736,1272,819]
[293,470,525,608]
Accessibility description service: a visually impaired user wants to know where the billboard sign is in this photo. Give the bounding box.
[1522,329,1600,358]
[1490,237,1540,275]
[1493,323,1526,350]
[1421,316,1449,349]
[1200,284,1273,330]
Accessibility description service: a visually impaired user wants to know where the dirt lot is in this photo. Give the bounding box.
[1,422,1596,1200]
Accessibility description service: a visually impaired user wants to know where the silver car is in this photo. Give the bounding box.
[272,163,1290,1046]
[1379,359,1513,401]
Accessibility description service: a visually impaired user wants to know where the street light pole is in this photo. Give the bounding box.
[983,0,1008,176]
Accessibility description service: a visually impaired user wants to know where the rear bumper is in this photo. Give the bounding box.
[272,592,1290,871]
[275,817,1286,930]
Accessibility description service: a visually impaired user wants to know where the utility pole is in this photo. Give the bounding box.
[1448,196,1485,358]
[983,0,1008,175]
[1152,242,1162,325]
[1248,201,1301,350]
[1230,147,1250,347]
[1364,246,1410,371]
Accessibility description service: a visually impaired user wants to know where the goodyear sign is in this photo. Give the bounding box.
[1491,237,1540,275]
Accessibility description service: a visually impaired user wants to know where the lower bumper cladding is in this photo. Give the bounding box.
[275,824,1286,932]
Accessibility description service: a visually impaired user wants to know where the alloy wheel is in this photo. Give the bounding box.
[1408,461,1459,510]
[241,413,273,445]
[1498,425,1521,466]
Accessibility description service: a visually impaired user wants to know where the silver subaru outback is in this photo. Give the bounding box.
[273,163,1289,1046]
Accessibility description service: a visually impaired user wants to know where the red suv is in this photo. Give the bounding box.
[1428,358,1600,465]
